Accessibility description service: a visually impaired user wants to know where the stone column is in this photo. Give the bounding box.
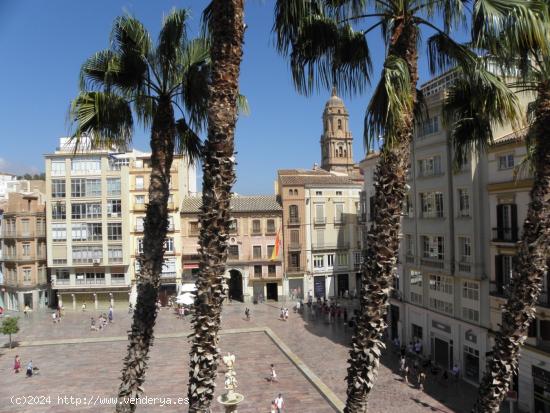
[71,294,76,310]
[93,293,98,310]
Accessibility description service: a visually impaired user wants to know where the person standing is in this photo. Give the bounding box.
[415,340,422,356]
[452,364,460,382]
[418,370,426,391]
[245,308,250,321]
[270,400,277,413]
[26,360,33,378]
[274,393,285,413]
[14,355,21,373]
[269,364,278,383]
[23,305,29,318]
[403,364,409,384]
[108,305,114,323]
[399,356,406,376]
[128,303,133,314]
[81,303,86,312]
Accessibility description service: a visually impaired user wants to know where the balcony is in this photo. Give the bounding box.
[405,254,415,264]
[287,217,300,226]
[458,261,471,273]
[289,242,301,251]
[76,278,106,285]
[160,271,177,279]
[492,227,518,243]
[111,277,127,285]
[420,257,445,269]
[312,242,349,251]
[314,217,326,226]
[53,278,71,286]
[286,266,304,273]
[266,228,276,236]
[334,217,346,226]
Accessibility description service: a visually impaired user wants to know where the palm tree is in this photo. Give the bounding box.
[274,1,533,411]
[441,3,550,411]
[69,10,208,413]
[186,1,245,412]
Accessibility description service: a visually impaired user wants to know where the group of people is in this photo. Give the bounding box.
[90,306,114,331]
[13,355,36,378]
[279,307,289,321]
[308,297,349,325]
[266,364,285,412]
[51,305,64,324]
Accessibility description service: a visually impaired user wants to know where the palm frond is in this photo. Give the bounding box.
[444,67,522,168]
[111,14,152,57]
[237,94,250,116]
[364,55,413,150]
[158,9,189,86]
[423,0,468,34]
[513,130,536,180]
[426,32,476,76]
[175,118,203,165]
[69,91,133,150]
[79,49,118,91]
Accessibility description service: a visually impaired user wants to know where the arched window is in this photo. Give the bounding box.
[338,146,344,157]
[337,119,342,130]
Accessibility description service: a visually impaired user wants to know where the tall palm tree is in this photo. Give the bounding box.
[441,2,550,411]
[274,1,531,411]
[69,10,208,413]
[186,1,245,412]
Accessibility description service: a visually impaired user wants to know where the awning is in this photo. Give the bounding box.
[183,263,199,269]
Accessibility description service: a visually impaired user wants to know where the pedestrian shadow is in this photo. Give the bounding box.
[411,396,451,412]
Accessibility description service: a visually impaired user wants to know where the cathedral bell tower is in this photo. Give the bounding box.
[320,87,354,173]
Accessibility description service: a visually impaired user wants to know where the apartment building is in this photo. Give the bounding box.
[0,173,18,200]
[45,137,132,310]
[0,190,48,311]
[180,195,283,302]
[486,132,550,412]
[127,151,196,305]
[278,89,363,299]
[377,71,492,386]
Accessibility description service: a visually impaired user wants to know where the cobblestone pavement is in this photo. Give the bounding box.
[0,301,477,412]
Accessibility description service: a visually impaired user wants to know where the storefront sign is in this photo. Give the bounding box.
[432,320,451,333]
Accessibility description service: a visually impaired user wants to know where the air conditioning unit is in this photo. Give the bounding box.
[93,259,101,265]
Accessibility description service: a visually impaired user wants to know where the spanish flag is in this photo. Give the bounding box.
[270,227,281,261]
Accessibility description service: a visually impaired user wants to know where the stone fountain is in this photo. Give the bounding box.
[217,353,244,412]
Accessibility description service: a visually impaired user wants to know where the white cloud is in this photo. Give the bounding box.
[0,157,40,175]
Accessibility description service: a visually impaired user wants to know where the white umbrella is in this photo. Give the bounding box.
[180,283,197,293]
[176,292,195,306]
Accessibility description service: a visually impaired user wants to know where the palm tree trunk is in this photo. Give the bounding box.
[473,83,550,412]
[187,1,244,412]
[345,22,418,413]
[116,97,175,413]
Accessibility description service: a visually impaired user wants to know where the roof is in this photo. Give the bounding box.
[278,169,361,186]
[180,195,282,214]
[491,130,526,147]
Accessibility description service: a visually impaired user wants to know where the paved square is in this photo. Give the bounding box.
[0,301,477,412]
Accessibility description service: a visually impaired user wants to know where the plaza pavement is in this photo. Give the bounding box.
[0,301,477,412]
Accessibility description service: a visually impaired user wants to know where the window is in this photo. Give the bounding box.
[462,307,480,322]
[134,159,143,168]
[336,191,343,196]
[76,271,105,285]
[429,274,453,294]
[228,245,239,259]
[108,223,122,240]
[86,179,101,197]
[107,200,121,217]
[22,268,32,283]
[410,270,423,287]
[429,297,453,315]
[316,191,323,196]
[137,238,144,254]
[71,157,100,174]
[71,178,86,197]
[52,203,66,220]
[135,195,145,204]
[420,192,444,218]
[422,236,444,260]
[458,189,470,217]
[369,196,376,221]
[162,258,176,276]
[72,223,102,241]
[404,194,414,217]
[418,155,442,177]
[290,230,300,247]
[316,229,324,247]
[22,243,31,256]
[135,217,144,231]
[254,265,262,278]
[496,254,515,294]
[135,176,144,190]
[289,205,299,223]
[410,292,423,305]
[327,254,334,267]
[72,246,102,263]
[334,203,344,224]
[109,157,129,170]
[228,219,238,234]
[51,179,66,198]
[164,238,174,253]
[315,203,325,224]
[459,237,471,262]
[51,160,66,176]
[55,269,70,284]
[189,221,199,236]
[336,253,348,266]
[313,255,324,268]
[268,265,276,276]
[108,246,123,263]
[71,203,101,219]
[462,281,479,301]
[496,203,518,241]
[289,252,300,268]
[111,273,125,284]
[52,223,67,241]
[354,251,362,266]
[266,219,276,234]
[252,219,261,234]
[167,216,174,230]
[21,219,30,235]
[417,116,439,138]
[253,245,262,259]
[404,234,413,256]
[498,153,515,170]
[107,178,121,196]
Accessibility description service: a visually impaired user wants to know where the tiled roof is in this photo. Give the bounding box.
[278,169,362,186]
[492,130,526,147]
[180,195,281,214]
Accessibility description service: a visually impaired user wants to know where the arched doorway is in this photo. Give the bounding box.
[228,269,243,302]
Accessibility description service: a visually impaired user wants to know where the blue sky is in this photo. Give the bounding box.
[0,1,466,193]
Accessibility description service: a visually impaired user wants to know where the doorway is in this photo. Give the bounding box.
[24,293,33,309]
[433,337,450,369]
[314,276,326,299]
[390,305,400,340]
[337,274,349,297]
[228,270,243,302]
[266,283,278,301]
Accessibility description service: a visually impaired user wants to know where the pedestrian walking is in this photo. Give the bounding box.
[245,307,250,321]
[452,364,460,382]
[414,340,422,355]
[108,306,114,323]
[403,365,409,384]
[274,393,285,413]
[26,360,33,378]
[418,371,426,391]
[81,303,86,312]
[399,356,406,375]
[52,312,57,324]
[128,303,133,314]
[23,305,29,318]
[270,399,277,413]
[269,364,278,383]
[284,308,289,321]
[14,355,21,373]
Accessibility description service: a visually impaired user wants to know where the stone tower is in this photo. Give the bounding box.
[320,87,354,173]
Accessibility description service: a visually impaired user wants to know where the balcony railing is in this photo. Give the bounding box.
[314,217,326,226]
[405,255,415,264]
[312,242,349,251]
[334,217,346,225]
[266,228,276,236]
[161,271,177,278]
[492,227,518,243]
[458,261,471,272]
[286,265,303,273]
[54,278,71,285]
[76,278,106,285]
[288,217,300,225]
[420,257,445,269]
[289,242,301,251]
[267,270,277,277]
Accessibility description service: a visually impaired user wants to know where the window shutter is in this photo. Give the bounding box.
[495,255,503,294]
[511,204,518,241]
[496,204,504,239]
